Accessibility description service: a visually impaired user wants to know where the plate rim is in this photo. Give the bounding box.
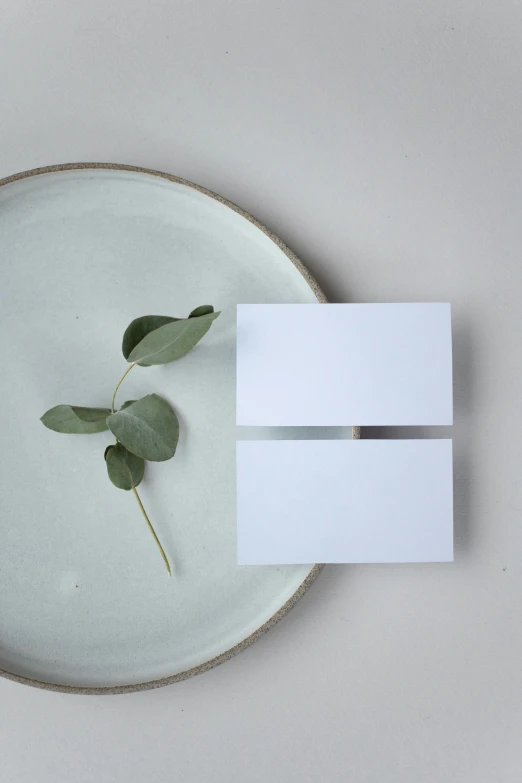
[0,162,333,695]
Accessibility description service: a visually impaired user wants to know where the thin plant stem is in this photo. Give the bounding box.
[111,362,171,576]
[131,482,171,576]
[111,362,137,413]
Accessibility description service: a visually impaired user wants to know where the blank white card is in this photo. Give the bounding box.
[237,439,453,564]
[236,303,452,426]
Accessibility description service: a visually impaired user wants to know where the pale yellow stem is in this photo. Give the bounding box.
[111,362,137,414]
[131,483,171,576]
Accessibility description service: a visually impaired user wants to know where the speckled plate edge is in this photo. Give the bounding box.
[0,162,359,694]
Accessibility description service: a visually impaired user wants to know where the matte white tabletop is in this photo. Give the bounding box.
[1,1,520,780]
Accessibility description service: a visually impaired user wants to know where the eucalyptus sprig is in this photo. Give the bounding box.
[41,305,220,575]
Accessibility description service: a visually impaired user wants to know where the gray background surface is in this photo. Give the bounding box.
[1,1,520,781]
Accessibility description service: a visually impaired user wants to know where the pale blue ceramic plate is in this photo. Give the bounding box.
[0,164,352,693]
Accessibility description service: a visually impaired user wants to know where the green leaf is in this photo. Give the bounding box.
[106,394,179,461]
[120,400,137,411]
[41,405,111,434]
[189,305,214,318]
[122,315,178,361]
[127,311,220,366]
[105,443,145,490]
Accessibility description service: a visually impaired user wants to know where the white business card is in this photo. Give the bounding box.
[236,303,452,426]
[237,439,453,564]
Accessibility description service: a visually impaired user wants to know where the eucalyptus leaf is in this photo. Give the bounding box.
[105,444,145,490]
[189,305,214,318]
[127,311,220,366]
[41,302,220,576]
[106,394,179,461]
[122,315,178,361]
[41,405,111,434]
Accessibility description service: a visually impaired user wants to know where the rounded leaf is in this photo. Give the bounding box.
[41,405,111,434]
[106,394,179,461]
[189,305,214,318]
[105,444,145,490]
[127,311,220,366]
[122,315,178,361]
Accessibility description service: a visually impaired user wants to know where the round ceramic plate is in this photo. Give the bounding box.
[0,164,352,694]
